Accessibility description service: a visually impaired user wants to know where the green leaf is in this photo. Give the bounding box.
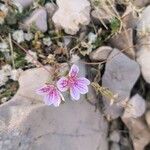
[110,18,120,34]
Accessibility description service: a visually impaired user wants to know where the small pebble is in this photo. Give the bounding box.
[109,130,120,143]
[111,142,120,150]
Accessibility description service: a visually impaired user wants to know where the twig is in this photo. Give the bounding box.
[8,33,15,69]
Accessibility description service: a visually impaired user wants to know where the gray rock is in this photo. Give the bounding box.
[136,6,150,35]
[122,117,150,150]
[21,8,47,32]
[109,130,120,143]
[110,143,120,150]
[133,0,150,8]
[102,49,140,119]
[136,6,150,83]
[45,2,57,18]
[123,94,146,118]
[122,4,138,29]
[0,65,108,150]
[89,46,113,61]
[109,28,135,59]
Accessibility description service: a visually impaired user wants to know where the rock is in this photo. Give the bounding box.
[21,8,47,32]
[122,4,137,29]
[0,65,109,150]
[123,94,146,118]
[110,143,120,150]
[133,0,150,8]
[136,6,150,36]
[109,28,135,58]
[137,49,150,83]
[102,49,140,119]
[89,46,113,61]
[122,117,150,150]
[120,137,132,150]
[52,0,91,35]
[145,110,150,128]
[109,130,120,143]
[91,0,115,24]
[45,2,57,18]
[136,6,150,83]
[45,2,57,27]
[12,0,33,8]
[91,9,114,24]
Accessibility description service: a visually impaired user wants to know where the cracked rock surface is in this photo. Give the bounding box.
[0,65,108,150]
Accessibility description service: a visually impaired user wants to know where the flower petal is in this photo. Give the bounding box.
[36,85,52,95]
[57,77,69,92]
[75,83,88,94]
[70,86,80,100]
[78,77,90,85]
[43,94,53,105]
[43,89,61,107]
[53,91,61,107]
[69,64,79,78]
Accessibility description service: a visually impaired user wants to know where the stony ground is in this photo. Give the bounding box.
[0,0,150,150]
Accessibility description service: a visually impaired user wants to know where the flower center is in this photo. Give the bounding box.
[68,76,77,86]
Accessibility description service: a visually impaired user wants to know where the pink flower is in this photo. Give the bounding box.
[36,84,64,107]
[57,64,90,100]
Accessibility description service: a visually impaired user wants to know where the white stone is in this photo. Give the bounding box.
[12,30,24,43]
[1,97,9,103]
[43,37,52,46]
[88,32,97,44]
[22,8,47,33]
[25,50,37,64]
[24,32,33,41]
[0,42,9,52]
[123,94,146,118]
[52,0,91,35]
